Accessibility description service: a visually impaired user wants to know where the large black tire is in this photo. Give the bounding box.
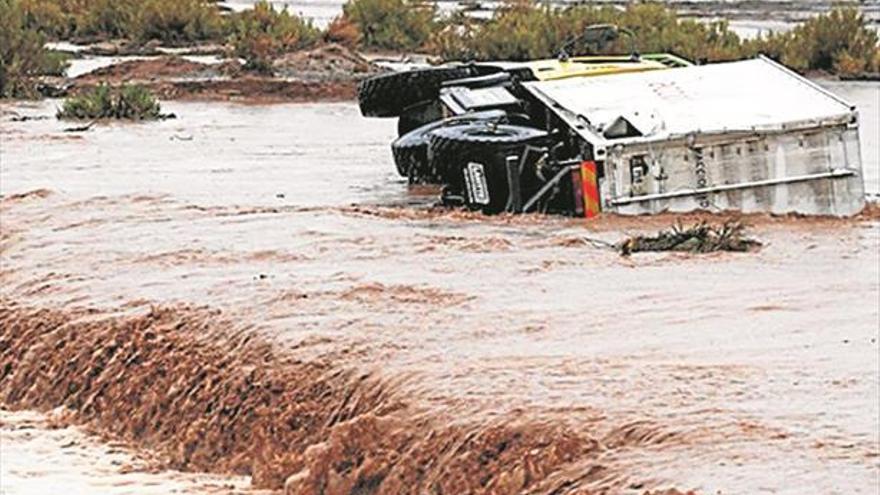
[427,123,548,213]
[428,123,547,183]
[392,125,436,182]
[390,110,510,183]
[397,100,443,137]
[357,66,476,118]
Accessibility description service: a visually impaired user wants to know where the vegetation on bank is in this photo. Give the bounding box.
[749,7,880,76]
[228,0,320,72]
[339,0,878,78]
[19,0,225,44]
[416,1,878,78]
[57,83,165,119]
[1,0,71,97]
[427,2,749,63]
[2,0,879,99]
[342,0,433,51]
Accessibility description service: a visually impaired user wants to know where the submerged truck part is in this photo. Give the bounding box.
[524,56,866,216]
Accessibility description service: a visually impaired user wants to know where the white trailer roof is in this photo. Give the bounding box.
[524,57,857,144]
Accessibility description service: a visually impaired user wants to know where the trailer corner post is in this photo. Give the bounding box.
[581,161,601,218]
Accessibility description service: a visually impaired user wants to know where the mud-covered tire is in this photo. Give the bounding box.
[357,66,476,118]
[391,129,434,181]
[427,123,548,213]
[390,110,511,183]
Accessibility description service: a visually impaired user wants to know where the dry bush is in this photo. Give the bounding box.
[324,16,362,48]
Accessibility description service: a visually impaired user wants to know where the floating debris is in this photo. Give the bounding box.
[10,115,50,122]
[618,221,761,256]
[63,120,96,132]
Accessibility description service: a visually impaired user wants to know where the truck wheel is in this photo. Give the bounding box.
[427,123,548,213]
[397,100,443,136]
[390,110,511,183]
[392,125,438,182]
[357,66,476,118]
[428,123,547,182]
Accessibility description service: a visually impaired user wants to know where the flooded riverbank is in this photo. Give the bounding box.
[220,0,880,35]
[1,96,878,493]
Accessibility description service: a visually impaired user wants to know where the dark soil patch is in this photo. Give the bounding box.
[65,47,375,102]
[146,78,358,102]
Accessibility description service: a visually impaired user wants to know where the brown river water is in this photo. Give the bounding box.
[1,98,878,494]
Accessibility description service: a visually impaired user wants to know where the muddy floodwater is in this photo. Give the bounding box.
[1,96,879,494]
[0,408,261,495]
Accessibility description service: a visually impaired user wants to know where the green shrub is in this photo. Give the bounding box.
[20,0,137,41]
[465,1,566,60]
[227,0,320,72]
[429,1,749,62]
[606,4,745,62]
[39,49,71,76]
[342,0,434,51]
[11,0,880,80]
[19,0,73,38]
[426,2,877,76]
[19,0,225,44]
[1,0,57,98]
[57,84,163,119]
[134,0,225,45]
[750,7,879,77]
[75,0,136,40]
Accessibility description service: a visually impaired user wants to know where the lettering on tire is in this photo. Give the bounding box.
[465,162,490,205]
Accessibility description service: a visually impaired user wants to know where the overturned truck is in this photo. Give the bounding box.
[359,54,866,217]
